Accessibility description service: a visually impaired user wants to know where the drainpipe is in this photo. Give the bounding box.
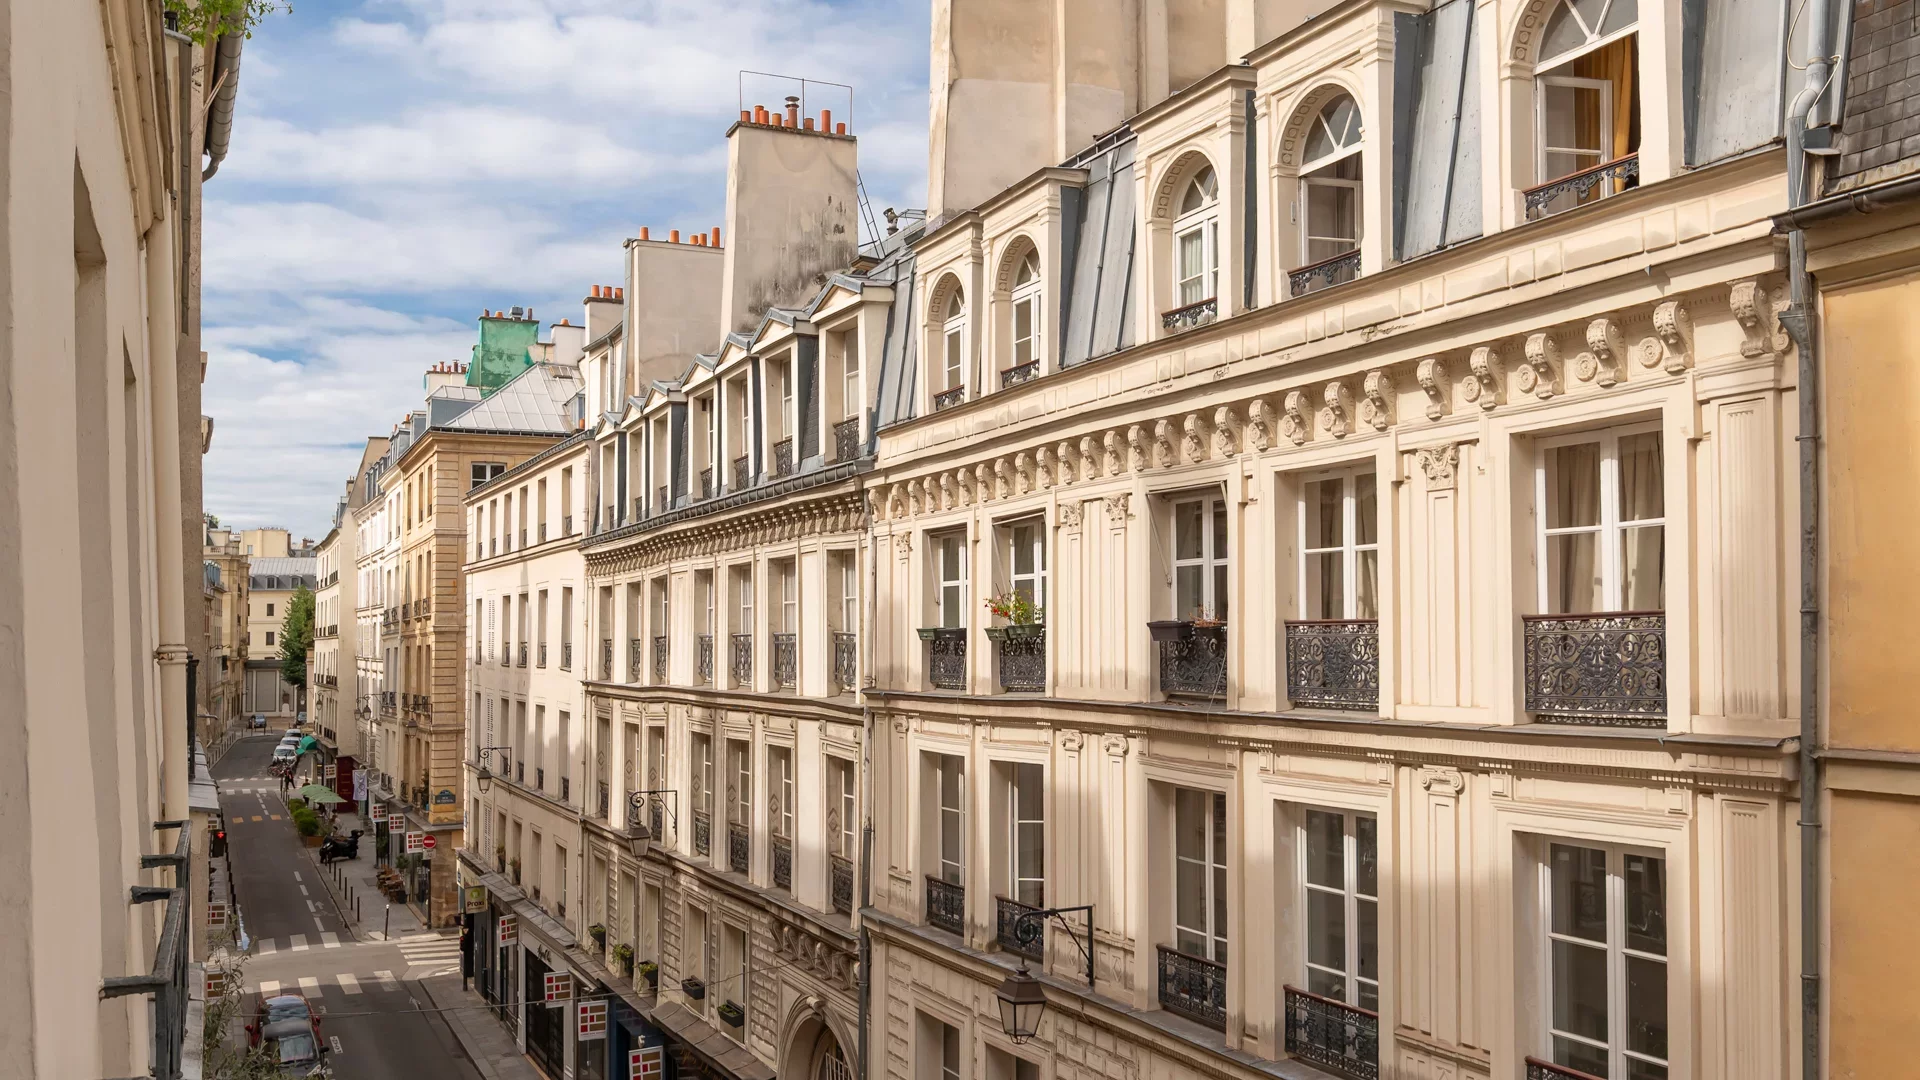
[1776,2,1835,1077]
[202,29,244,180]
[858,490,877,1080]
[147,214,190,823]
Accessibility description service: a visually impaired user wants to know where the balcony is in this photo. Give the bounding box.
[995,895,1043,962]
[697,633,714,684]
[599,637,612,681]
[537,642,547,668]
[653,635,669,683]
[730,633,753,688]
[539,522,547,543]
[832,631,857,693]
[1522,611,1666,726]
[987,625,1045,693]
[563,514,573,536]
[772,437,794,479]
[560,776,571,803]
[771,632,797,689]
[515,760,525,784]
[1156,945,1227,1031]
[1283,986,1379,1080]
[771,835,792,889]
[597,780,610,819]
[922,628,967,691]
[999,360,1040,390]
[520,528,528,548]
[698,467,712,501]
[833,416,860,461]
[102,824,189,1080]
[535,766,545,791]
[693,809,711,856]
[628,637,643,682]
[1161,296,1217,331]
[830,854,854,914]
[1524,152,1640,221]
[561,641,573,670]
[1525,1058,1607,1080]
[1284,620,1379,710]
[932,386,966,412]
[501,642,512,666]
[727,822,749,873]
[1289,249,1361,298]
[517,642,528,668]
[732,454,750,490]
[925,876,964,935]
[1151,621,1228,697]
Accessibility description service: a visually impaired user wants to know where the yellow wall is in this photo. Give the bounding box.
[1828,790,1920,1078]
[1821,274,1920,752]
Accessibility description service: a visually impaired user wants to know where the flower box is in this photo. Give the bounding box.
[717,1001,745,1028]
[1147,619,1193,643]
[984,623,1044,644]
[681,976,706,1000]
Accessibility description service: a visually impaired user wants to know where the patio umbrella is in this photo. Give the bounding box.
[298,785,346,805]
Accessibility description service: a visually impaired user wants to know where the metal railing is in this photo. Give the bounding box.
[830,854,854,914]
[1156,945,1227,1030]
[698,467,712,501]
[536,766,545,791]
[561,641,573,670]
[995,895,1044,961]
[597,781,610,819]
[1000,360,1040,389]
[1524,152,1640,220]
[560,776,570,803]
[562,514,572,536]
[696,633,714,684]
[932,386,966,412]
[772,633,797,689]
[1161,296,1217,331]
[628,637,642,681]
[653,635,669,683]
[732,455,750,490]
[772,835,792,889]
[728,822,749,873]
[538,642,547,668]
[1525,1058,1607,1080]
[926,629,967,690]
[103,824,190,1080]
[730,633,753,688]
[693,809,711,855]
[655,486,668,513]
[599,638,611,681]
[1522,611,1666,725]
[517,642,528,668]
[539,522,547,543]
[993,627,1045,692]
[925,876,965,934]
[1283,985,1379,1080]
[833,417,861,460]
[1284,620,1379,710]
[1288,248,1361,297]
[832,631,857,693]
[772,437,794,478]
[1156,624,1228,697]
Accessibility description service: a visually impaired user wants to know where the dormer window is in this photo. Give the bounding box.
[1291,94,1362,297]
[1174,167,1219,311]
[1005,251,1042,388]
[1527,0,1640,219]
[934,284,968,412]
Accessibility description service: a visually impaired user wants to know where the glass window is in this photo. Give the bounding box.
[1533,0,1639,211]
[937,755,964,885]
[836,757,857,858]
[939,1022,962,1080]
[1010,251,1041,371]
[936,532,968,629]
[778,560,798,634]
[1008,520,1046,614]
[1299,95,1364,268]
[1546,842,1668,1079]
[1538,425,1665,614]
[1299,470,1379,620]
[942,287,966,393]
[1172,496,1230,622]
[728,741,751,825]
[769,746,794,839]
[692,734,713,816]
[1173,787,1228,963]
[1175,166,1220,308]
[1301,808,1379,1011]
[1009,762,1045,908]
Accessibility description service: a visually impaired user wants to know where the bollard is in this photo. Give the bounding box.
[384,902,390,941]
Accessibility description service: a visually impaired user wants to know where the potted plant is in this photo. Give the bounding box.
[1146,618,1193,643]
[982,591,1044,643]
[681,975,707,1000]
[717,1000,746,1029]
[636,957,657,987]
[375,832,390,859]
[588,924,607,948]
[495,846,507,873]
[509,856,522,885]
[610,942,635,976]
[1189,608,1228,645]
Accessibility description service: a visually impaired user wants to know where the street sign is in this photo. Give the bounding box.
[422,834,437,850]
[462,885,488,915]
[543,971,572,1003]
[497,914,517,947]
[578,999,607,1040]
[629,1046,663,1079]
[405,831,425,854]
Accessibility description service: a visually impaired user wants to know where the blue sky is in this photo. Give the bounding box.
[202,0,931,540]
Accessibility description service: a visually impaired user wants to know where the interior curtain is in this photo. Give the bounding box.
[1553,445,1601,613]
[1573,34,1638,162]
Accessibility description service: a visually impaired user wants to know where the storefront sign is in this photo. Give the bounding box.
[629,1046,663,1079]
[462,885,488,915]
[497,914,518,947]
[577,999,607,1039]
[369,803,386,825]
[405,831,425,854]
[206,900,228,929]
[543,970,572,1004]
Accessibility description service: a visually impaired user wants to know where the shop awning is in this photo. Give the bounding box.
[298,785,345,805]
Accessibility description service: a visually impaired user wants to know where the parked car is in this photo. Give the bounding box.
[250,714,267,730]
[261,1019,327,1076]
[271,744,297,765]
[247,992,315,1045]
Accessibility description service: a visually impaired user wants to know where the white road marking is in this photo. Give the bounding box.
[298,976,320,996]
[313,917,326,932]
[320,932,340,949]
[292,871,302,883]
[257,938,277,955]
[305,900,316,913]
[299,885,308,896]
[330,1035,343,1055]
[258,980,281,995]
[289,934,308,952]
[374,969,397,990]
[336,973,361,995]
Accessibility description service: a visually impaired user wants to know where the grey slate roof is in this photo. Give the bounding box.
[249,556,317,591]
[441,363,583,435]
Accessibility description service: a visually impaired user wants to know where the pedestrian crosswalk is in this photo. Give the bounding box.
[256,971,413,996]
[395,933,463,977]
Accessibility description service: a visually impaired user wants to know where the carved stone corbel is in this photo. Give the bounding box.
[1059,441,1080,485]
[1246,398,1275,450]
[1582,317,1625,387]
[1152,418,1177,467]
[1731,280,1785,359]
[1101,431,1123,477]
[949,470,968,508]
[1080,435,1103,480]
[1652,300,1693,374]
[888,483,907,519]
[1182,413,1211,463]
[1519,332,1560,400]
[909,478,926,515]
[1320,381,1354,438]
[1032,448,1053,491]
[1213,406,1241,457]
[1361,369,1393,430]
[994,458,1014,500]
[1126,425,1150,472]
[975,463,995,502]
[1464,345,1504,410]
[1416,358,1449,420]
[1281,389,1311,445]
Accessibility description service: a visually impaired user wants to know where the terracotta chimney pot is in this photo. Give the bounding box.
[670,229,681,243]
[640,226,650,241]
[754,104,769,125]
[835,122,847,135]
[710,227,721,247]
[785,95,799,127]
[821,109,831,131]
[740,109,751,123]
[803,117,815,131]
[591,284,601,298]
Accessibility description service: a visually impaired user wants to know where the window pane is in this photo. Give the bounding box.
[1212,564,1229,623]
[1016,823,1044,881]
[1176,926,1206,959]
[1551,844,1608,941]
[1212,503,1229,560]
[1618,432,1664,520]
[1600,0,1637,35]
[1307,966,1346,1000]
[1307,889,1347,974]
[1178,230,1206,300]
[1553,1035,1613,1080]
[1175,566,1204,620]
[1305,810,1345,888]
[1175,789,1207,863]
[1551,938,1611,1042]
[1325,95,1360,146]
[1548,533,1604,614]
[1175,502,1204,560]
[1212,864,1228,960]
[1355,550,1379,620]
[1547,443,1602,528]
[945,330,962,384]
[1626,955,1669,1061]
[1539,6,1592,65]
[1013,525,1036,576]
[1620,524,1664,610]
[1306,479,1343,549]
[1627,1059,1669,1080]
[1357,978,1379,1014]
[1624,853,1667,955]
[1356,473,1377,544]
[1357,897,1378,982]
[1355,816,1378,897]
[1308,552,1344,620]
[940,585,961,628]
[1014,300,1033,357]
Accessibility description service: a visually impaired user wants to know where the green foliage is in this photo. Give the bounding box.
[278,585,314,689]
[984,589,1043,626]
[163,0,291,45]
[292,807,320,837]
[203,950,290,1079]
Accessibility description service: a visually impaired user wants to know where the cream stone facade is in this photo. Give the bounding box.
[246,548,316,719]
[205,526,251,734]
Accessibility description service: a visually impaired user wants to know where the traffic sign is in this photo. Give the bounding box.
[422,834,437,850]
[578,999,607,1040]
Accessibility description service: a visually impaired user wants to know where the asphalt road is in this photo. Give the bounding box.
[215,735,484,1080]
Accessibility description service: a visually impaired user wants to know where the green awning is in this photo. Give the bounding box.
[298,785,345,805]
[297,735,317,754]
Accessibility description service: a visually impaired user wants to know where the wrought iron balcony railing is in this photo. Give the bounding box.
[692,809,711,855]
[655,486,668,513]
[1289,248,1361,298]
[1157,945,1227,1030]
[991,626,1045,692]
[537,642,547,668]
[932,386,966,412]
[561,641,573,670]
[698,467,712,501]
[535,766,545,791]
[1161,296,1217,331]
[515,760,525,783]
[1284,985,1379,1080]
[772,437,794,478]
[517,642,528,668]
[1525,1057,1607,1080]
[833,417,860,461]
[628,637,642,682]
[925,628,967,690]
[728,822,749,873]
[925,875,964,934]
[539,522,547,543]
[103,824,190,1080]
[771,835,792,889]
[600,638,612,681]
[732,454,750,490]
[1153,622,1228,697]
[502,641,513,666]
[653,636,670,683]
[562,514,572,537]
[597,781,610,819]
[772,632,797,689]
[1284,619,1379,710]
[730,633,753,688]
[1522,611,1666,726]
[1000,360,1040,389]
[1524,152,1640,221]
[832,631,857,693]
[995,895,1044,961]
[830,854,854,914]
[698,633,714,685]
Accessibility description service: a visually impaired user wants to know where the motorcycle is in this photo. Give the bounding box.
[318,829,363,864]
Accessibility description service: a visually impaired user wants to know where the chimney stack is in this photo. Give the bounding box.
[584,283,621,342]
[785,95,800,127]
[720,93,858,337]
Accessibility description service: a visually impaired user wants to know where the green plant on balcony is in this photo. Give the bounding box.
[984,590,1043,629]
[588,924,607,947]
[509,856,522,885]
[611,942,635,978]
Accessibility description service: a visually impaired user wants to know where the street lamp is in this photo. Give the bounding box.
[992,905,1095,1044]
[625,790,678,859]
[474,746,511,794]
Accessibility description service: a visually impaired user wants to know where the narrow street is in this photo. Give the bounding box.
[215,735,487,1080]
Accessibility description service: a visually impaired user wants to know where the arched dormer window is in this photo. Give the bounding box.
[1528,0,1640,219]
[1292,93,1363,297]
[934,285,967,411]
[1005,250,1042,386]
[1174,166,1219,311]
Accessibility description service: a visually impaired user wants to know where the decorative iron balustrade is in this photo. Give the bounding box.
[560,776,571,803]
[772,835,792,889]
[535,766,545,791]
[1000,360,1040,389]
[730,633,753,687]
[538,642,547,668]
[655,486,668,512]
[653,635,669,683]
[103,824,190,1080]
[832,631,858,693]
[932,386,967,412]
[1283,986,1379,1080]
[991,626,1046,692]
[1155,623,1228,697]
[698,467,712,501]
[830,854,854,914]
[518,642,528,668]
[1522,611,1666,725]
[1284,620,1379,710]
[693,809,711,856]
[772,437,794,478]
[501,642,513,666]
[515,760,525,784]
[1524,1057,1607,1080]
[561,641,573,670]
[772,633,797,689]
[925,876,965,934]
[539,523,547,543]
[628,637,643,682]
[600,639,612,680]
[651,799,663,840]
[1289,248,1361,298]
[520,528,528,548]
[728,822,749,873]
[562,514,573,537]
[1524,152,1640,220]
[597,781,610,819]
[925,628,967,690]
[732,454,750,490]
[833,417,860,461]
[1161,296,1217,331]
[996,895,1044,961]
[1156,945,1227,1030]
[698,633,714,684]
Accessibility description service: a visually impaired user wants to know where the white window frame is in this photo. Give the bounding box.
[1009,252,1042,371]
[936,754,964,885]
[778,559,798,635]
[835,756,857,859]
[942,291,967,394]
[1299,174,1363,265]
[1298,807,1379,1010]
[1534,422,1665,614]
[1170,494,1229,622]
[693,734,713,818]
[939,1023,962,1080]
[934,531,968,629]
[1536,0,1639,71]
[842,340,861,421]
[771,746,794,840]
[1297,468,1379,620]
[1006,518,1046,614]
[735,565,754,634]
[728,740,751,826]
[836,553,858,633]
[1008,762,1045,908]
[1174,168,1220,308]
[1534,74,1615,184]
[1538,840,1670,1080]
[1172,786,1228,963]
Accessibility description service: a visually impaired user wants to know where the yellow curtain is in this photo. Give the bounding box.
[1573,35,1638,163]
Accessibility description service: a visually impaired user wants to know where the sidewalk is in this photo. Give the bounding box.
[419,975,542,1080]
[305,811,426,942]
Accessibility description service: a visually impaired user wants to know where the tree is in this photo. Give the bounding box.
[278,585,314,691]
[163,0,291,45]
